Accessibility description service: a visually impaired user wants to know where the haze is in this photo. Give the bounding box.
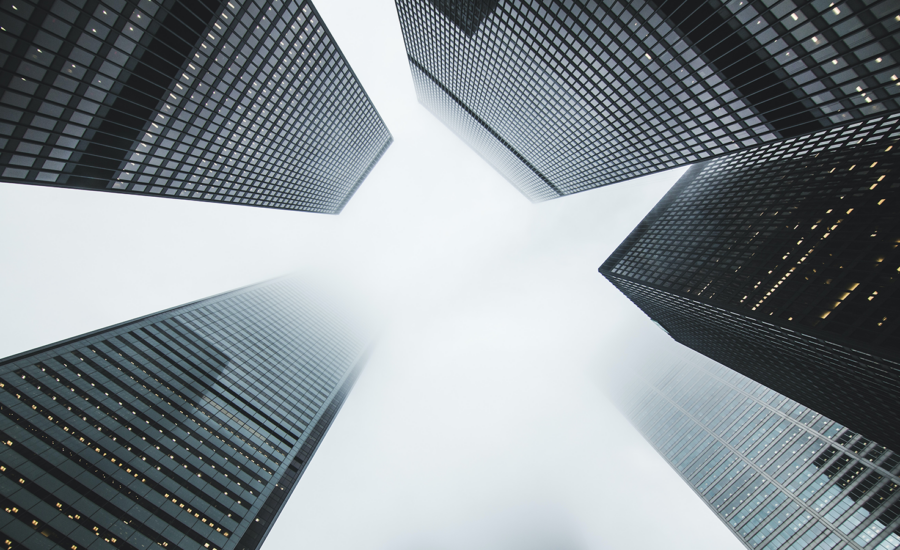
[0,0,744,548]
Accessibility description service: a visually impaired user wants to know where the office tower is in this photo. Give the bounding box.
[395,0,899,201]
[0,0,391,213]
[0,277,370,550]
[599,112,900,452]
[613,354,900,550]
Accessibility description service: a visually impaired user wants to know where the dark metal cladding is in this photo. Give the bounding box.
[395,0,900,201]
[0,0,391,213]
[650,0,822,138]
[68,0,226,189]
[601,113,900,452]
[0,277,369,550]
[427,0,500,36]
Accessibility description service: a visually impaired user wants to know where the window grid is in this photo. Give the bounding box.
[0,0,392,213]
[395,0,899,201]
[617,356,900,549]
[600,112,900,453]
[0,277,368,550]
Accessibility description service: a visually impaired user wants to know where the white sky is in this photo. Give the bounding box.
[0,1,746,548]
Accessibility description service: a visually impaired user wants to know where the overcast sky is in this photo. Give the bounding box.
[0,0,746,548]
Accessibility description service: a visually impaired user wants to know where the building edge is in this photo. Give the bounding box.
[334,137,394,214]
[236,341,375,550]
[0,276,292,368]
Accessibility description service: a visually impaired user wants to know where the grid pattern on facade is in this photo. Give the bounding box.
[0,278,368,550]
[616,356,900,550]
[395,0,900,200]
[0,0,392,213]
[605,274,900,457]
[409,61,560,201]
[604,113,900,354]
[234,350,365,550]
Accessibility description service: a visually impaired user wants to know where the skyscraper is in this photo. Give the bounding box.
[0,0,391,213]
[599,112,900,452]
[0,277,370,550]
[395,0,899,201]
[613,353,900,550]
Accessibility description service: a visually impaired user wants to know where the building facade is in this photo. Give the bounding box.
[614,354,900,550]
[395,0,899,201]
[0,0,391,213]
[0,277,370,550]
[600,112,900,451]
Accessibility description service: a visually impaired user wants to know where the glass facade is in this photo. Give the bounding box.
[600,112,900,452]
[0,0,392,213]
[0,277,370,550]
[614,355,900,550]
[395,0,900,201]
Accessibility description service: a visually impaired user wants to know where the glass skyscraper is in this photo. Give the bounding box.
[0,0,391,213]
[613,353,900,550]
[0,277,370,550]
[395,0,899,201]
[600,112,900,452]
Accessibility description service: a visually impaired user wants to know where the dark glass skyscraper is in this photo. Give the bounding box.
[613,353,900,550]
[600,112,900,451]
[0,277,369,550]
[0,0,391,213]
[395,0,899,201]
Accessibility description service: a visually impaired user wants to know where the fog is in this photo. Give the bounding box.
[0,0,745,548]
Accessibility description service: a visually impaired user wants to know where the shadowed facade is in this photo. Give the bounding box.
[0,0,391,213]
[0,277,369,550]
[395,0,899,201]
[601,113,900,451]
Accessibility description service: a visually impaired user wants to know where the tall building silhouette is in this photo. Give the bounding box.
[395,0,899,201]
[600,113,900,451]
[0,0,391,213]
[613,354,900,550]
[0,277,369,550]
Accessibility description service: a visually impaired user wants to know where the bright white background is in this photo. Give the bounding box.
[0,0,744,548]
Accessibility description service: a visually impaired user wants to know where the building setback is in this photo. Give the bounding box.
[0,277,370,550]
[394,0,899,201]
[0,0,391,213]
[600,113,900,451]
[613,354,900,550]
